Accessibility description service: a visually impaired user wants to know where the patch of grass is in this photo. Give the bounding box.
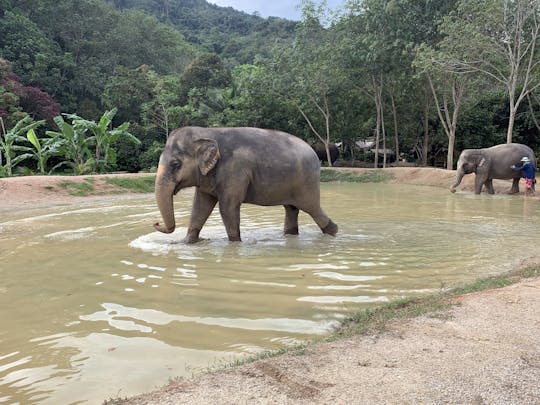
[58,179,95,196]
[337,264,540,338]
[320,168,394,183]
[104,176,156,193]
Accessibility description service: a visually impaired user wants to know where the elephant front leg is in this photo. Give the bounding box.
[219,200,242,242]
[485,179,495,194]
[284,205,299,235]
[184,190,218,244]
[474,175,485,194]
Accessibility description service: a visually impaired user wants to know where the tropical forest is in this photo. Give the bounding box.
[1,0,540,176]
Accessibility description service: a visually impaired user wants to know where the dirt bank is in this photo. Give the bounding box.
[0,172,153,211]
[1,168,538,404]
[110,270,540,405]
[0,166,514,212]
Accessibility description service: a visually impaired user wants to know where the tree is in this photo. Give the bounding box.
[0,116,44,176]
[269,1,343,166]
[415,44,471,169]
[439,0,540,143]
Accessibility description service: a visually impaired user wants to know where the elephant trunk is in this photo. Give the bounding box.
[154,165,176,234]
[450,166,465,193]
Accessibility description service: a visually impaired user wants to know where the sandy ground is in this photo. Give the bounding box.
[0,166,506,211]
[1,168,539,404]
[0,172,153,211]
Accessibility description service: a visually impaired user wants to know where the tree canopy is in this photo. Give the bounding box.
[1,0,539,176]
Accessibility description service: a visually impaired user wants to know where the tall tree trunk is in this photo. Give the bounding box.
[371,74,384,168]
[428,76,466,170]
[507,99,516,143]
[381,95,387,168]
[298,95,333,166]
[390,91,400,164]
[422,82,430,166]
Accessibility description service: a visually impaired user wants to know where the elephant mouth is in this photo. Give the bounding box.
[173,183,182,195]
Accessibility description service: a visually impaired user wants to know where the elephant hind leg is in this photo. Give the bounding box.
[284,205,299,235]
[302,205,338,236]
[510,178,520,194]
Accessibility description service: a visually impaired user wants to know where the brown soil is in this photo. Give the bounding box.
[0,172,153,212]
[0,166,510,212]
[1,168,538,404]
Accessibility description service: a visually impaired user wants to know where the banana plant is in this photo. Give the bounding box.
[66,108,140,172]
[46,115,94,175]
[0,116,45,176]
[26,128,60,175]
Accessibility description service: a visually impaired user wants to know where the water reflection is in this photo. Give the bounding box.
[1,183,539,403]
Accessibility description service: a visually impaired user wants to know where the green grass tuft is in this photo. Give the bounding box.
[59,179,95,196]
[104,176,156,193]
[320,169,394,183]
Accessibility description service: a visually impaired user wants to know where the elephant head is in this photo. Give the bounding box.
[154,133,220,234]
[450,150,487,193]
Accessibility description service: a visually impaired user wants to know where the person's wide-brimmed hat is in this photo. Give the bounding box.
[521,156,531,162]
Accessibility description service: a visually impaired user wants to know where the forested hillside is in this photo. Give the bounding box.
[105,0,297,65]
[1,0,539,176]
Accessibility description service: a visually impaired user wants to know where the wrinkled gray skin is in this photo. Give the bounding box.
[154,127,338,243]
[450,143,536,194]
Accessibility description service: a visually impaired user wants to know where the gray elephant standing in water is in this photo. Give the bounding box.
[450,143,536,194]
[153,126,338,243]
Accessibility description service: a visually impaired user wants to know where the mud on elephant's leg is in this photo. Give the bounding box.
[184,190,218,244]
[283,205,299,235]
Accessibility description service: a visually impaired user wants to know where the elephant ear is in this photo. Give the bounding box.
[194,138,220,175]
[478,156,486,167]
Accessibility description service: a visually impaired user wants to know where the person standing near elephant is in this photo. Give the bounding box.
[511,156,537,196]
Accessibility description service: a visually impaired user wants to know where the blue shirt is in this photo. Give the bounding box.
[512,161,536,179]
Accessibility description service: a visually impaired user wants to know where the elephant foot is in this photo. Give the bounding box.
[183,228,202,244]
[321,220,338,236]
[284,226,299,235]
[450,188,457,193]
[182,235,201,244]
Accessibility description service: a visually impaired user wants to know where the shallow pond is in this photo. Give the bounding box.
[1,183,539,403]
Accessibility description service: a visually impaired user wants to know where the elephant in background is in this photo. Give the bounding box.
[154,126,338,243]
[450,143,536,194]
[312,143,339,165]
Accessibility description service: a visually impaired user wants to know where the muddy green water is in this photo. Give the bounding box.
[1,183,539,403]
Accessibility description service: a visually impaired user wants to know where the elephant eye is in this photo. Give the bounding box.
[170,160,182,169]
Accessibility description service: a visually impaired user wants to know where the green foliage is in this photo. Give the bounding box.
[65,109,140,172]
[0,116,44,176]
[46,115,94,175]
[104,176,156,193]
[320,169,394,183]
[26,127,59,174]
[3,0,540,175]
[59,179,96,196]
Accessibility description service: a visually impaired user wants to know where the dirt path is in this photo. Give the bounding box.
[112,272,540,405]
[0,172,153,211]
[1,168,538,404]
[0,166,511,212]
